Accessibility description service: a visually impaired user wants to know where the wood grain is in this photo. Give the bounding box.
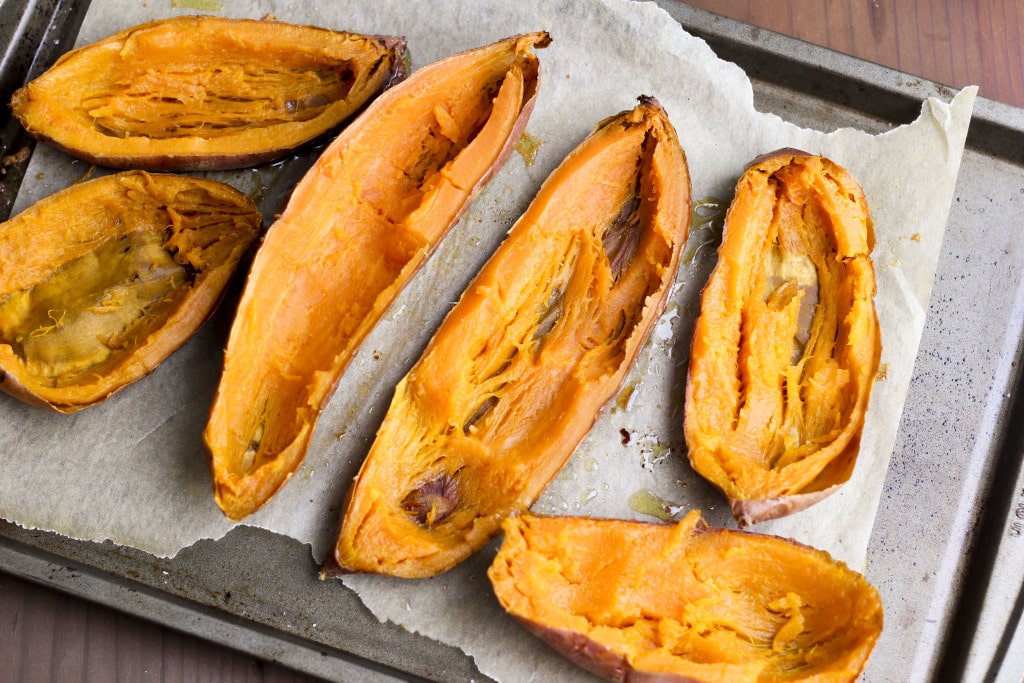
[684,0,1024,107]
[2,2,1020,682]
[0,571,311,683]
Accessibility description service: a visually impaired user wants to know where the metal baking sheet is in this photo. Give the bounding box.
[1,1,1022,680]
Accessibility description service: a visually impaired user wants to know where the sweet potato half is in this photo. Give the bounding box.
[488,512,883,682]
[10,16,406,171]
[683,150,880,526]
[205,32,549,521]
[328,97,691,578]
[0,171,260,412]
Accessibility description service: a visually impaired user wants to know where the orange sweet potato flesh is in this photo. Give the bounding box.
[328,97,691,578]
[10,16,406,171]
[0,171,260,412]
[489,512,883,682]
[205,32,549,521]
[684,150,880,526]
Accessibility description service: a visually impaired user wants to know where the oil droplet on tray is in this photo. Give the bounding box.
[515,133,542,167]
[615,382,636,412]
[628,489,681,522]
[171,0,224,9]
[555,464,576,482]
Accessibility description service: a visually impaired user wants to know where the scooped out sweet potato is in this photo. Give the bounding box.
[205,32,549,521]
[10,16,406,171]
[327,97,691,578]
[488,512,883,682]
[684,150,880,526]
[0,171,260,412]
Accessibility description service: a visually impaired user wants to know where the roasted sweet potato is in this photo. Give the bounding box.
[489,512,883,682]
[683,150,880,526]
[10,16,406,171]
[328,97,691,578]
[205,32,549,521]
[0,171,260,412]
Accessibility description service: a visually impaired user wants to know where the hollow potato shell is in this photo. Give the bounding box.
[204,32,549,521]
[488,512,883,682]
[0,171,260,412]
[683,150,880,526]
[10,16,406,171]
[327,97,691,578]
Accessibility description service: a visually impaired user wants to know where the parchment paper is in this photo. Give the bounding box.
[1,0,975,680]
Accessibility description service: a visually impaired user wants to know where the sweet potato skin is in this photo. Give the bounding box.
[488,512,884,683]
[683,149,880,526]
[327,97,692,578]
[10,16,407,171]
[0,171,260,412]
[205,32,549,521]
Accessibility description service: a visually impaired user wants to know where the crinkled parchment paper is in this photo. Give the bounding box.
[2,0,974,679]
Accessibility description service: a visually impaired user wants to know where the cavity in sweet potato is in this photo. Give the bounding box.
[10,15,406,171]
[328,97,691,577]
[683,150,880,526]
[205,32,549,521]
[0,171,260,412]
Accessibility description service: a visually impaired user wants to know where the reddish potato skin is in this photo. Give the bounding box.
[508,546,881,683]
[489,513,882,682]
[21,131,359,174]
[683,148,879,526]
[0,368,55,411]
[730,484,840,527]
[508,618,704,683]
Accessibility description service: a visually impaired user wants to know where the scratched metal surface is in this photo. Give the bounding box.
[1,1,1023,680]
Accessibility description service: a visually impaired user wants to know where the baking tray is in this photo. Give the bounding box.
[1,1,1023,680]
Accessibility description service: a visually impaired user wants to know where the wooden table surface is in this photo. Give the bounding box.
[2,2,1021,682]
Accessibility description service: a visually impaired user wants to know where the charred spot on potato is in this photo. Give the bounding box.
[404,130,456,187]
[463,395,499,434]
[532,288,564,344]
[240,423,265,475]
[603,195,642,281]
[401,473,460,527]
